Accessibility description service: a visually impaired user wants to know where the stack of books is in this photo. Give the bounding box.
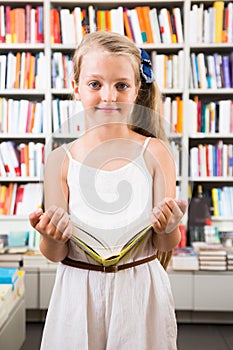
[0,253,23,268]
[171,247,199,270]
[198,247,227,271]
[227,251,233,270]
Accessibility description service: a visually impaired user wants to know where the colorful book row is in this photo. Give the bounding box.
[152,50,184,90]
[187,98,233,134]
[0,98,45,134]
[188,1,233,43]
[52,99,84,135]
[0,52,46,90]
[0,182,43,216]
[190,52,233,89]
[162,96,183,134]
[50,5,184,45]
[0,5,44,44]
[211,186,233,217]
[0,141,44,178]
[190,141,233,178]
[51,52,73,89]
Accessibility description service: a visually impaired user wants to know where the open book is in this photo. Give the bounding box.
[70,219,153,267]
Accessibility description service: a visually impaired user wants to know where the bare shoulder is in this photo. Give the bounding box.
[45,144,69,174]
[46,143,70,161]
[144,137,176,176]
[147,138,174,161]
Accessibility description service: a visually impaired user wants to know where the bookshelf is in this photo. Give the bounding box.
[0,0,233,317]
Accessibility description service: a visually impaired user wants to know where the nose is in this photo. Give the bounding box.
[101,86,117,102]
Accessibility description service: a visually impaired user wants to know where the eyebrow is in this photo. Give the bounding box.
[85,74,131,81]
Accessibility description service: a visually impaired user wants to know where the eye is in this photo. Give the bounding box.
[89,81,101,89]
[116,82,129,90]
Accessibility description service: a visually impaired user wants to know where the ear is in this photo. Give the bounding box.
[72,79,81,100]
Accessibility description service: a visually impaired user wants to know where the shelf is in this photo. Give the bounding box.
[189,88,233,95]
[189,133,233,139]
[189,177,233,182]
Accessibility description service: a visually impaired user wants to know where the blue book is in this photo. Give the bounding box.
[0,267,18,284]
[222,55,231,88]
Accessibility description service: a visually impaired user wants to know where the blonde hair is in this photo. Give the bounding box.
[72,31,167,141]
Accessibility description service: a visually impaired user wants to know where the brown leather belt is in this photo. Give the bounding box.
[62,254,157,273]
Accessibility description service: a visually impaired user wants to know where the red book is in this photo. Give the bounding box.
[15,8,25,43]
[36,6,43,43]
[19,143,26,177]
[53,8,61,44]
[50,8,55,43]
[13,185,24,215]
[7,141,21,176]
[177,224,186,248]
[5,6,12,43]
[25,102,32,133]
[0,6,5,42]
[25,5,31,43]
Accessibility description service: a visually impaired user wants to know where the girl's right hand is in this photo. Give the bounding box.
[29,205,72,244]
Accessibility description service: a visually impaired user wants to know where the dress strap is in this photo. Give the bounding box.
[140,137,151,156]
[62,143,73,160]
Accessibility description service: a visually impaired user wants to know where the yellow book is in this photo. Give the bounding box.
[211,187,219,217]
[70,219,153,267]
[213,1,224,43]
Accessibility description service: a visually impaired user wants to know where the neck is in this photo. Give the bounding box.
[85,122,131,142]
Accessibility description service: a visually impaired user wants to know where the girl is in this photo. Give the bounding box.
[30,31,186,350]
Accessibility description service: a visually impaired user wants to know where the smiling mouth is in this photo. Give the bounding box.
[95,104,121,112]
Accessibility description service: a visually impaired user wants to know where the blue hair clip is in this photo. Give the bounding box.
[139,48,154,84]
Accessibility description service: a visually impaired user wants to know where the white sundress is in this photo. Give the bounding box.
[40,137,177,350]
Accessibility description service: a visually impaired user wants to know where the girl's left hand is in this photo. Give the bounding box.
[151,198,187,234]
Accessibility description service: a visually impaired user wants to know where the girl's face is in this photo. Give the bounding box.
[73,48,140,110]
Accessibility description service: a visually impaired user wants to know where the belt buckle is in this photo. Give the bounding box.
[103,265,118,273]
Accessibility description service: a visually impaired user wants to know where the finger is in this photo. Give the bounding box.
[163,198,184,218]
[50,207,66,228]
[152,207,165,225]
[151,211,165,233]
[29,209,43,228]
[56,212,70,235]
[61,222,72,240]
[175,199,187,214]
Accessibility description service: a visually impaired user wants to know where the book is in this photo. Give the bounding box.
[70,219,153,267]
[172,247,199,270]
[213,1,224,43]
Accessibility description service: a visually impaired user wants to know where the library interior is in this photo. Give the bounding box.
[0,1,233,349]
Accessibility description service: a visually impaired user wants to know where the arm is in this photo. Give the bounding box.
[29,146,72,262]
[148,139,187,251]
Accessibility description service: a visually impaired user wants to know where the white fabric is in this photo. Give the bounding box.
[40,137,177,350]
